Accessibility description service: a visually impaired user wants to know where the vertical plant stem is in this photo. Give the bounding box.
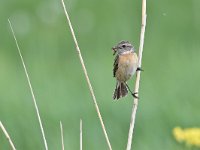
[60,121,65,150]
[126,0,147,150]
[61,0,112,150]
[80,119,82,150]
[8,19,48,150]
[0,121,16,150]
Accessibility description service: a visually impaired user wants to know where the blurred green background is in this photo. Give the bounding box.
[1,0,200,149]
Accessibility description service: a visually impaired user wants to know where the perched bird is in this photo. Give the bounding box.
[112,40,140,100]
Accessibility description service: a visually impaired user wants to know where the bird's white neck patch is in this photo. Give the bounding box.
[121,50,133,55]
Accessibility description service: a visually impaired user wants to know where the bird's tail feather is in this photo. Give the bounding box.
[113,82,128,100]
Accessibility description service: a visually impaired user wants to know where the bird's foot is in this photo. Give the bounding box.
[132,92,139,99]
[136,67,144,72]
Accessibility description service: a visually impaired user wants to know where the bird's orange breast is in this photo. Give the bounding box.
[116,52,138,82]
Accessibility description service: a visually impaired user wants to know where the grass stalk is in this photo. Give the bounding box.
[0,121,16,150]
[61,1,112,149]
[126,0,147,149]
[8,19,48,150]
[80,119,82,150]
[60,121,65,150]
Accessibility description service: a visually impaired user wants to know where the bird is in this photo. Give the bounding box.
[112,40,141,100]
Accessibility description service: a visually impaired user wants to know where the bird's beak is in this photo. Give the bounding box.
[112,47,117,50]
[112,47,117,55]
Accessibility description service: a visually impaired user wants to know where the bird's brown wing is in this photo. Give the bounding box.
[113,55,119,77]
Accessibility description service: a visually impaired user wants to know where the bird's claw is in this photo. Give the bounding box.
[132,92,139,99]
[136,67,144,72]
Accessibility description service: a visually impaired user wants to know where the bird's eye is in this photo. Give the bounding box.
[122,45,126,48]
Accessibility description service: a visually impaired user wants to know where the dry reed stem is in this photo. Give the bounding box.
[8,19,48,150]
[80,119,82,150]
[126,0,147,150]
[60,121,65,150]
[0,121,16,150]
[61,1,112,150]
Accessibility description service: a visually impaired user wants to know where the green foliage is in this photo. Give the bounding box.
[0,0,200,149]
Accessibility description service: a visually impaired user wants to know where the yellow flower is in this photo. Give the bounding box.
[173,127,200,147]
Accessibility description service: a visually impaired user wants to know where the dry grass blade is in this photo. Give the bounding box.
[8,19,48,150]
[126,0,147,150]
[60,121,65,150]
[61,0,112,150]
[80,119,82,150]
[0,121,16,150]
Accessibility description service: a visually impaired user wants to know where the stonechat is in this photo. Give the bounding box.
[112,40,141,100]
